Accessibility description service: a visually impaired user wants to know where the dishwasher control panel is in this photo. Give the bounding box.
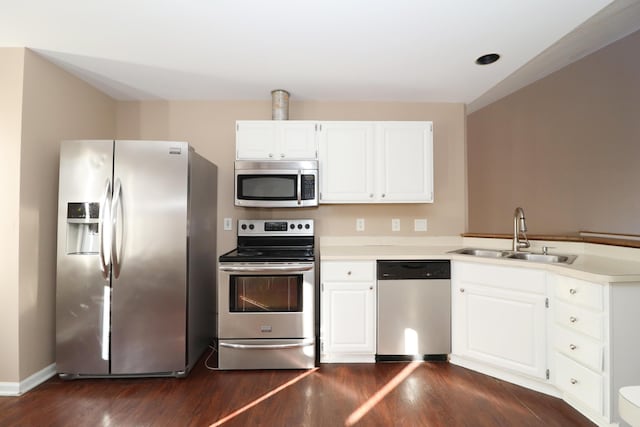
[377,260,451,280]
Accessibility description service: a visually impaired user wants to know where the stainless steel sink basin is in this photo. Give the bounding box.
[505,252,577,264]
[449,247,577,264]
[449,248,511,258]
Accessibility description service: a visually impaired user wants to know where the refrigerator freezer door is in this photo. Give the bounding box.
[110,140,189,374]
[56,140,114,375]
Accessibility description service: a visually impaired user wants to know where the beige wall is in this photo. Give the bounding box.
[0,49,116,383]
[0,48,25,382]
[116,101,467,252]
[467,29,640,236]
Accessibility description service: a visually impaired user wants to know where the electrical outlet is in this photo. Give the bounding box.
[391,218,400,232]
[414,219,428,232]
[223,218,233,231]
[356,218,365,232]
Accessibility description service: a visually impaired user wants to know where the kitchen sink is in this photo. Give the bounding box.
[450,248,510,258]
[505,252,577,264]
[449,248,577,264]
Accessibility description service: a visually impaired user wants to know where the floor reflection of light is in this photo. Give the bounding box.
[344,361,421,426]
[404,328,418,355]
[209,368,318,427]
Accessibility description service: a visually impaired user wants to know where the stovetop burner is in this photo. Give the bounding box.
[219,219,315,263]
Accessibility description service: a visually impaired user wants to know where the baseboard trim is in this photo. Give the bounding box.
[0,363,56,396]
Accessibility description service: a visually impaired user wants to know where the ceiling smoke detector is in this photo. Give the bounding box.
[475,53,501,65]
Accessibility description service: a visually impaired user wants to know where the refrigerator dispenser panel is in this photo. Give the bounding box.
[66,202,101,254]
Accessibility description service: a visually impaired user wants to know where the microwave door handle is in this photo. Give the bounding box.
[297,169,302,205]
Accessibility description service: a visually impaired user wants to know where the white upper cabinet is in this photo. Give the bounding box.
[236,120,317,160]
[377,122,433,202]
[318,121,433,203]
[318,122,376,202]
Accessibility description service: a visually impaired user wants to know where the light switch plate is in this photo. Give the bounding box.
[356,218,365,232]
[223,218,233,231]
[414,219,427,232]
[391,218,400,232]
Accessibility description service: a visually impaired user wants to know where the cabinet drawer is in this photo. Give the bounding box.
[554,275,604,311]
[321,261,375,282]
[554,325,603,372]
[555,301,603,341]
[555,352,603,415]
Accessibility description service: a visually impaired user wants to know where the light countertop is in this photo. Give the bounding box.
[319,237,640,283]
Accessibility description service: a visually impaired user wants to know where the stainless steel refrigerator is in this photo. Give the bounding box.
[56,140,217,378]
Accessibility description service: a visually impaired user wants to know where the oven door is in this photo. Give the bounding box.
[218,263,315,340]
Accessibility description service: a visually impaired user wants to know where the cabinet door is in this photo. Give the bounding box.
[279,122,317,159]
[321,281,376,355]
[236,121,318,160]
[377,122,433,202]
[236,121,278,159]
[318,122,375,203]
[452,282,547,379]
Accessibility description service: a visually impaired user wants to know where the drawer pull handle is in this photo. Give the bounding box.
[570,378,578,385]
[569,316,577,323]
[569,288,577,295]
[369,286,373,290]
[347,271,352,275]
[569,344,577,350]
[460,288,465,293]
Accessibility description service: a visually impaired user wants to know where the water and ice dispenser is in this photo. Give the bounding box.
[66,202,101,254]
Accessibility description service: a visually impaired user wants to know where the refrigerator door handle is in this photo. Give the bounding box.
[98,179,112,279]
[111,178,123,278]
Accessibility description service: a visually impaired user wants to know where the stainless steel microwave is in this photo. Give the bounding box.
[234,160,318,208]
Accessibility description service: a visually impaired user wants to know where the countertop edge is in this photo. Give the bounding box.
[462,233,640,249]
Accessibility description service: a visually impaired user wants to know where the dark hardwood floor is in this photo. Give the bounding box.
[0,356,595,427]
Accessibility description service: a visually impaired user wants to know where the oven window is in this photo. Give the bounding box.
[230,275,302,312]
[237,175,297,200]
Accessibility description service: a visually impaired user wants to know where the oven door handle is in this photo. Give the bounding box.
[220,265,313,273]
[219,340,314,350]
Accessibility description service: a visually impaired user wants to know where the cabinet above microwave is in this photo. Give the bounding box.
[236,121,318,160]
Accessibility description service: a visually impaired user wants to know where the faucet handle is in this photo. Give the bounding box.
[541,246,554,255]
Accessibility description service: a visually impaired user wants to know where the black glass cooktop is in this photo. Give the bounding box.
[219,247,315,263]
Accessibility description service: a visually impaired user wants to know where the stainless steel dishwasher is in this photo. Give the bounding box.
[376,260,451,361]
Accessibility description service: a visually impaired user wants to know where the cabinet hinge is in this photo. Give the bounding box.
[321,341,324,352]
[236,123,239,131]
[545,297,549,308]
[321,283,324,292]
[546,369,550,380]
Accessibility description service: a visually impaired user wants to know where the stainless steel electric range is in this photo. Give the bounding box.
[217,219,316,370]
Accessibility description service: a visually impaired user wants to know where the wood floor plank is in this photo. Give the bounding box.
[0,358,595,427]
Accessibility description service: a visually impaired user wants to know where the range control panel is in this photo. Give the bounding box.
[238,219,314,237]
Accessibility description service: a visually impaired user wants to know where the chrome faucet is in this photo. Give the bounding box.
[513,207,530,252]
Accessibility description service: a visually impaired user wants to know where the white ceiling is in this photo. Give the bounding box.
[2,0,640,112]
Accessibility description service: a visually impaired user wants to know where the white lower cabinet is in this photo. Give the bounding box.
[452,262,548,380]
[320,260,376,363]
[451,262,640,426]
[549,273,608,421]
